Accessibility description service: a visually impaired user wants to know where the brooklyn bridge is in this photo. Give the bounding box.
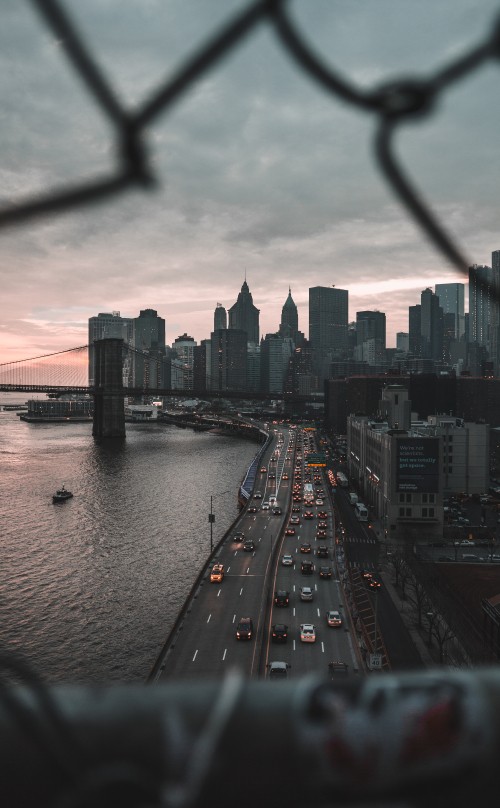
[0,339,322,437]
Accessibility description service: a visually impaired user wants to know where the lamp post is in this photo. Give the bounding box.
[208,496,215,553]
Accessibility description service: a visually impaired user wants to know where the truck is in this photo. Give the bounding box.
[336,472,348,487]
[348,492,359,505]
[354,502,369,522]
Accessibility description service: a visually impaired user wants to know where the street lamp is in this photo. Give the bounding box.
[208,496,215,553]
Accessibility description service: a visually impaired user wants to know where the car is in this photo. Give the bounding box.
[300,623,316,642]
[301,560,314,575]
[210,563,224,583]
[290,516,300,525]
[300,542,312,553]
[368,576,382,589]
[300,586,313,601]
[267,661,290,679]
[248,506,257,513]
[328,661,349,677]
[318,521,327,529]
[292,506,301,513]
[319,566,333,579]
[253,492,262,499]
[233,532,245,542]
[318,511,328,519]
[285,527,295,536]
[316,530,327,538]
[243,540,255,552]
[236,617,253,640]
[281,554,294,566]
[304,511,314,519]
[282,474,289,480]
[273,507,282,515]
[268,473,276,480]
[260,467,267,473]
[360,569,373,580]
[316,499,324,506]
[326,610,342,627]
[261,502,270,510]
[274,590,290,607]
[271,623,288,643]
[316,545,328,558]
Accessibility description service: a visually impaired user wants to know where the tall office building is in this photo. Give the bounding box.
[211,328,247,392]
[309,286,348,380]
[279,287,299,343]
[214,303,227,331]
[397,332,409,353]
[228,280,260,344]
[420,288,443,361]
[260,333,294,394]
[435,283,465,339]
[408,305,421,356]
[469,264,492,348]
[173,334,197,390]
[355,310,386,364]
[88,311,133,385]
[131,309,166,389]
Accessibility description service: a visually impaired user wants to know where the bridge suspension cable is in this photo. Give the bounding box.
[0,346,89,389]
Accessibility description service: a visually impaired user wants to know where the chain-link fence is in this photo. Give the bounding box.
[2,0,500,287]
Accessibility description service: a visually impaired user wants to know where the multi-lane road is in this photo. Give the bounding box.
[158,426,359,681]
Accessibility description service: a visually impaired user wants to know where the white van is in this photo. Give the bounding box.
[348,492,358,505]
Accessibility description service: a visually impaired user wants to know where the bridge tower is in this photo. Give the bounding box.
[92,338,125,438]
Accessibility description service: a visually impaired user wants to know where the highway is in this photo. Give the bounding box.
[157,426,359,681]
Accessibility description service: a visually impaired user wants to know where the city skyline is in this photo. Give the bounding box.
[1,1,499,362]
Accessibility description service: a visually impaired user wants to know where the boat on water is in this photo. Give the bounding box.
[52,485,73,503]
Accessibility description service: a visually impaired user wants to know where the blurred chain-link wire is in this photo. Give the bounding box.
[2,0,500,279]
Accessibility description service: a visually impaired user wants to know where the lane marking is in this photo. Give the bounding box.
[207,614,211,623]
[192,650,198,662]
[321,642,325,653]
[217,590,221,597]
[239,588,243,596]
[233,614,236,623]
[293,640,296,651]
[246,567,250,574]
[223,648,227,661]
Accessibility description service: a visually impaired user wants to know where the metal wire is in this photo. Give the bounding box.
[0,0,498,285]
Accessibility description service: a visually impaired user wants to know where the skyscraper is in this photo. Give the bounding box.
[132,309,166,389]
[279,287,299,343]
[355,310,386,364]
[309,286,348,380]
[228,280,260,344]
[88,311,133,385]
[469,264,493,349]
[420,288,443,361]
[214,303,227,331]
[211,328,247,391]
[435,283,465,339]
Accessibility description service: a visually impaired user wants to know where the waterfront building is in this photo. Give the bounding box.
[228,279,260,345]
[173,334,196,390]
[309,286,348,382]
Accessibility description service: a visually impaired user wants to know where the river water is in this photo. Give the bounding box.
[0,397,260,684]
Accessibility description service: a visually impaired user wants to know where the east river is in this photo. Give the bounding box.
[0,397,260,684]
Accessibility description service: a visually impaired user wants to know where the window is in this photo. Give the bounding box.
[406,493,412,503]
[422,508,428,517]
[399,507,405,517]
[399,493,405,503]
[448,466,453,473]
[429,508,435,517]
[429,494,435,503]
[422,494,428,503]
[406,508,412,517]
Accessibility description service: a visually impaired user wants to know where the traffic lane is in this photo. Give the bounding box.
[160,556,269,679]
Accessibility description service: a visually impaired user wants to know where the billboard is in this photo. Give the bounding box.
[396,438,439,493]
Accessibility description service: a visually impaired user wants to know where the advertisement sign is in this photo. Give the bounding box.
[396,438,439,493]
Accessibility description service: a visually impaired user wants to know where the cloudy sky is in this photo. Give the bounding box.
[1,0,500,363]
